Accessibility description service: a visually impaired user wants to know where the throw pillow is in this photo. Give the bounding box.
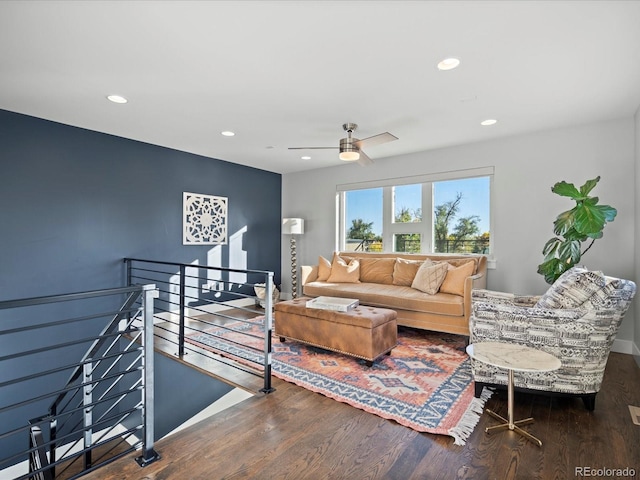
[411,261,449,294]
[327,254,360,283]
[359,257,396,284]
[535,266,606,309]
[317,255,331,281]
[439,260,475,296]
[581,276,621,309]
[393,258,427,286]
[445,258,478,271]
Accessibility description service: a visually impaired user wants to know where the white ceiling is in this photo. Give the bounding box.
[2,1,640,174]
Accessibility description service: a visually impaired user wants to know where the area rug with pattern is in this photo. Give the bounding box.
[186,316,491,445]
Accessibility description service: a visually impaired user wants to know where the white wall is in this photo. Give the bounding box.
[635,106,640,355]
[282,118,637,349]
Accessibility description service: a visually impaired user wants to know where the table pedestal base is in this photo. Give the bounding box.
[485,409,541,446]
[484,369,543,447]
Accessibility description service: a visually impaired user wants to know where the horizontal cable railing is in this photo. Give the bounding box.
[348,238,490,254]
[123,258,275,394]
[0,284,159,480]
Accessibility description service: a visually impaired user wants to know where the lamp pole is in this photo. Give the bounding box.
[282,218,305,299]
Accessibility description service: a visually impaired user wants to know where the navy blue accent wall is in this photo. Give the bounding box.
[152,350,235,440]
[0,108,281,468]
[0,108,282,298]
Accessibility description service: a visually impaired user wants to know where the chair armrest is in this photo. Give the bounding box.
[301,265,318,285]
[472,288,541,307]
[470,301,586,345]
[472,289,519,306]
[512,294,540,307]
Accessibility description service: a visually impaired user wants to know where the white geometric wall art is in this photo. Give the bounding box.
[183,192,228,245]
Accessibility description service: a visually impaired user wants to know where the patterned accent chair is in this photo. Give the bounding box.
[468,266,636,410]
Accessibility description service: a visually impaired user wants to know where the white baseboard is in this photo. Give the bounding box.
[612,338,637,355]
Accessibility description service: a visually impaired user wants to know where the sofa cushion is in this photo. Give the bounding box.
[439,260,475,297]
[317,255,332,281]
[392,258,426,286]
[327,254,360,283]
[303,282,464,317]
[535,266,606,309]
[411,261,448,295]
[359,257,396,285]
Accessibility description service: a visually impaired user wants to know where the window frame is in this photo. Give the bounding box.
[337,166,494,255]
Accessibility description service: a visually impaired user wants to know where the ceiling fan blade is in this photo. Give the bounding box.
[288,146,338,150]
[354,132,398,150]
[357,150,373,167]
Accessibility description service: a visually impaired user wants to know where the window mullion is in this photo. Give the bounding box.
[422,182,434,252]
[382,186,393,251]
[336,191,345,251]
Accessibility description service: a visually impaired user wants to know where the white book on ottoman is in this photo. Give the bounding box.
[306,296,359,312]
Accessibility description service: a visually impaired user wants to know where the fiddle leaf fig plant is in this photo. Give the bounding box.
[537,176,617,285]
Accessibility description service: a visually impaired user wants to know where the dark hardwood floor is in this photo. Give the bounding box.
[82,311,640,480]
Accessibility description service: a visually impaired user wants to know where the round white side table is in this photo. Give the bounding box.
[466,341,561,447]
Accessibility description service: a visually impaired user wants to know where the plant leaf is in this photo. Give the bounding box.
[542,237,561,256]
[537,258,560,284]
[537,257,571,284]
[574,203,606,234]
[562,227,588,242]
[596,204,617,222]
[553,209,576,236]
[579,176,600,196]
[557,239,581,264]
[552,181,582,200]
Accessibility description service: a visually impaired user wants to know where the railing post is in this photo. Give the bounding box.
[125,258,132,287]
[260,272,275,394]
[125,258,133,329]
[177,265,186,357]
[48,406,57,478]
[136,284,161,467]
[83,360,93,470]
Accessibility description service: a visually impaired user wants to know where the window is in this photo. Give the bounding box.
[344,187,383,252]
[339,168,492,255]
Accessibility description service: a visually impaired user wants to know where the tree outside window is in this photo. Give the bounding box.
[341,174,491,254]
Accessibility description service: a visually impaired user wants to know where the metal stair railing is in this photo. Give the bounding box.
[0,284,159,480]
[124,258,275,394]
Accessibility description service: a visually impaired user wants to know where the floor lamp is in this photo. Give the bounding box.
[282,218,304,298]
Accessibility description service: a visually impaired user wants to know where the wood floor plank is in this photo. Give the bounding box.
[80,337,640,480]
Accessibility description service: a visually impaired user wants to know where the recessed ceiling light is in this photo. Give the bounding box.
[107,95,127,104]
[301,156,311,160]
[221,131,235,137]
[480,119,498,126]
[437,58,460,71]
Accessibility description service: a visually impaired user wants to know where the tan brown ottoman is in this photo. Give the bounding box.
[274,297,397,366]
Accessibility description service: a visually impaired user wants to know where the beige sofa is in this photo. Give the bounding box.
[301,251,487,336]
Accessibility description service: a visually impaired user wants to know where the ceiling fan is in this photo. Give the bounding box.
[288,123,398,166]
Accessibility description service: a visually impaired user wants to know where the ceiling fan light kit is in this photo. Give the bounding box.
[339,139,360,161]
[289,122,398,166]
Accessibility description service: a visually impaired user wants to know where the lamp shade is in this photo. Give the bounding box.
[282,218,304,235]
